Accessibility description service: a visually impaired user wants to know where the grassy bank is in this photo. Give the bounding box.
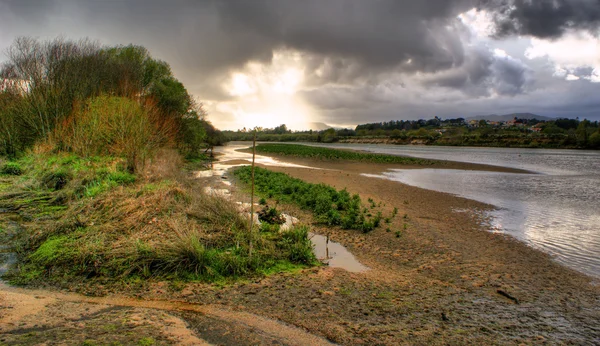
[0,151,316,286]
[233,166,394,232]
[252,143,439,165]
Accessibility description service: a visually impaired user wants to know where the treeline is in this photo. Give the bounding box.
[352,117,600,149]
[224,126,342,143]
[0,37,223,168]
[225,116,600,149]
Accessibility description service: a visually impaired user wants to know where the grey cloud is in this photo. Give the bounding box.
[422,46,531,97]
[483,0,600,38]
[2,0,600,127]
[490,54,531,95]
[216,0,476,72]
[3,0,480,77]
[1,0,57,19]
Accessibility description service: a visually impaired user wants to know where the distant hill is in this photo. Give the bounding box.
[468,113,554,122]
[305,122,334,131]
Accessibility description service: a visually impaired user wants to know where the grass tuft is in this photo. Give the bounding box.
[1,162,22,175]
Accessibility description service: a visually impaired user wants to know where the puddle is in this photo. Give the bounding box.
[0,220,19,279]
[196,143,367,273]
[309,233,369,273]
[194,143,323,181]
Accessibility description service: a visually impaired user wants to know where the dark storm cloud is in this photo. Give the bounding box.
[215,0,476,72]
[0,0,482,76]
[2,0,600,126]
[483,0,600,38]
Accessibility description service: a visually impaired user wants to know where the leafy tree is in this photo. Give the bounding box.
[589,130,600,149]
[0,37,212,157]
[576,119,591,147]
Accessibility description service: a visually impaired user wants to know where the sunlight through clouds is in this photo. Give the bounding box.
[219,51,314,130]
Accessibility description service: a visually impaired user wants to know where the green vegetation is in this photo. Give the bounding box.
[257,205,286,225]
[225,116,600,149]
[0,37,223,161]
[0,152,317,285]
[1,162,22,175]
[252,143,439,165]
[233,166,386,232]
[0,37,316,286]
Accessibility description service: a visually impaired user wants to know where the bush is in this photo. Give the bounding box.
[1,162,22,175]
[52,96,176,172]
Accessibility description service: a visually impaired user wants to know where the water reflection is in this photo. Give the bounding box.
[364,168,600,278]
[310,233,369,273]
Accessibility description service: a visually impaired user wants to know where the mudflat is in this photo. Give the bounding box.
[194,155,598,344]
[2,155,599,345]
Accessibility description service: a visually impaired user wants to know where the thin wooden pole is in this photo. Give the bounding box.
[249,129,257,257]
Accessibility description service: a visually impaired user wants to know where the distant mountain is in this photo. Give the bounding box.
[468,113,554,122]
[305,122,333,131]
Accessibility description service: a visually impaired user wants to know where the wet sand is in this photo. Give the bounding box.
[238,148,534,174]
[197,155,599,344]
[2,155,599,345]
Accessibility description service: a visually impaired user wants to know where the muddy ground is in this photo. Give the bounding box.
[2,155,600,345]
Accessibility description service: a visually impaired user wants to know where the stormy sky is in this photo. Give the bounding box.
[1,0,600,129]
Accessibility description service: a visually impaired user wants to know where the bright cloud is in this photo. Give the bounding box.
[216,51,314,130]
[525,31,600,82]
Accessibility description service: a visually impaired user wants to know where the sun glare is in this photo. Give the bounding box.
[221,52,313,130]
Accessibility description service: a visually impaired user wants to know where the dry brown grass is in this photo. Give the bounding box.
[50,96,177,172]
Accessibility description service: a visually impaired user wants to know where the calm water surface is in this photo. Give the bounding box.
[301,143,600,278]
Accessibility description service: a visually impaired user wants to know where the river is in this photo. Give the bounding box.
[294,143,600,278]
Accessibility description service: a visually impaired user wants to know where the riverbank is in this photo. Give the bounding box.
[239,143,532,174]
[2,150,599,344]
[336,135,589,149]
[219,156,598,344]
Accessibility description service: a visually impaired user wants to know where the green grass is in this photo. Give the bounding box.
[2,154,319,285]
[233,166,382,232]
[253,143,440,165]
[1,162,23,175]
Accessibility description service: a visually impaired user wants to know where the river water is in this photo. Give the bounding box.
[297,143,600,278]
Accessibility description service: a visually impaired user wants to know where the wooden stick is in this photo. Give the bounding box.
[249,129,257,257]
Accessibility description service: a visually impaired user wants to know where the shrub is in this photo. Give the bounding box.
[52,96,176,172]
